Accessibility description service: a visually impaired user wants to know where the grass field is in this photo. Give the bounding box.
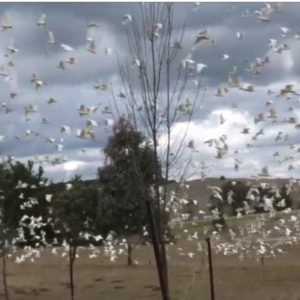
[172,209,299,236]
[2,237,300,300]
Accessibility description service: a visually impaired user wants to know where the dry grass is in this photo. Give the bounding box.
[2,177,299,300]
[173,208,300,237]
[2,239,300,300]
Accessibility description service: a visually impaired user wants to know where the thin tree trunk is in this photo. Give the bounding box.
[160,242,169,294]
[158,220,169,297]
[146,199,169,300]
[68,242,76,300]
[127,242,133,266]
[1,247,9,300]
[154,205,170,300]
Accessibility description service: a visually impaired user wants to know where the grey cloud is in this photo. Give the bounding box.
[0,3,299,181]
[4,31,121,87]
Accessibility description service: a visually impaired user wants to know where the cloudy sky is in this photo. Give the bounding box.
[0,2,300,182]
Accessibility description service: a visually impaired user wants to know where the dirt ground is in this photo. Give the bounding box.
[1,239,300,300]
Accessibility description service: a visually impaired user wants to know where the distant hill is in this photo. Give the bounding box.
[173,177,300,218]
[50,176,300,220]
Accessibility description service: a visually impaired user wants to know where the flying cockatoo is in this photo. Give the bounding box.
[86,119,98,128]
[195,29,209,45]
[1,14,13,31]
[48,31,55,44]
[57,60,66,70]
[60,126,71,134]
[6,38,18,55]
[122,14,132,25]
[37,14,47,26]
[86,39,96,53]
[61,44,74,52]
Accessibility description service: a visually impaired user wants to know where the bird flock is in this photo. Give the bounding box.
[0,3,300,178]
[1,2,300,269]
[177,2,300,181]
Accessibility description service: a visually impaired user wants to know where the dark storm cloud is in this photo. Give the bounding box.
[0,2,299,181]
[1,108,113,157]
[180,2,300,30]
[0,2,297,89]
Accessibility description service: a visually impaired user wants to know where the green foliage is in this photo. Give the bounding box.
[1,159,47,229]
[276,184,293,211]
[212,215,227,232]
[103,117,162,184]
[219,180,293,217]
[52,176,99,244]
[97,117,159,238]
[0,118,173,247]
[220,181,251,217]
[97,164,148,237]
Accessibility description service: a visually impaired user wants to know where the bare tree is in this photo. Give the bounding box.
[110,3,204,300]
